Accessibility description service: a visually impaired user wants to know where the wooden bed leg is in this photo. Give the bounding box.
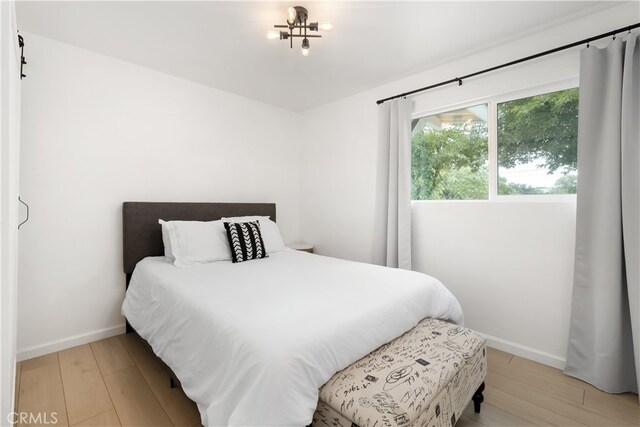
[125,320,133,334]
[170,377,176,389]
[472,382,485,413]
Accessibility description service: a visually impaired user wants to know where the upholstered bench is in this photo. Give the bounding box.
[312,318,486,427]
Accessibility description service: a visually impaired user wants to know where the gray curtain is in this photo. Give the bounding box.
[372,98,413,269]
[565,32,639,395]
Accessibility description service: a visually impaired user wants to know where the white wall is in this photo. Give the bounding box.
[17,33,302,359]
[299,3,638,368]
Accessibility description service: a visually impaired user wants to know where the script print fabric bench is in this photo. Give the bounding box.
[312,318,487,427]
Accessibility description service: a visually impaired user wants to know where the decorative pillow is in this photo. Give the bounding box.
[162,220,231,268]
[223,221,268,263]
[221,216,286,253]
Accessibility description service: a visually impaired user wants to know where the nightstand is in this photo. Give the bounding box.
[290,243,314,253]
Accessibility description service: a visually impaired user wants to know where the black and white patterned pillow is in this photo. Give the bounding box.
[223,221,268,263]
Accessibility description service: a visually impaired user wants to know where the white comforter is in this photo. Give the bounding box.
[122,250,463,426]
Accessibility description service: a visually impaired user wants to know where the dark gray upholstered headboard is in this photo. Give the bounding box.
[122,202,276,275]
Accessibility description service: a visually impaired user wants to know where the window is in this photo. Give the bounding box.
[411,104,488,200]
[497,88,579,195]
[411,86,579,200]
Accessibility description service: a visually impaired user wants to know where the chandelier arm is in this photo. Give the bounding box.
[275,24,316,29]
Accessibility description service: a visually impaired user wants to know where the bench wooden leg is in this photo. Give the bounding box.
[472,382,485,413]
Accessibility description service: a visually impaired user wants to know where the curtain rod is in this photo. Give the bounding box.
[376,22,640,105]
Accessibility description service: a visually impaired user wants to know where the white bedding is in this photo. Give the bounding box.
[121,250,463,426]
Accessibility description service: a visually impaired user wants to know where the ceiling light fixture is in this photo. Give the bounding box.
[267,6,331,56]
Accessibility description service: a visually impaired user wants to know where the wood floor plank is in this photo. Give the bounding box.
[58,345,113,425]
[456,413,486,427]
[463,401,531,426]
[72,409,121,427]
[583,389,640,426]
[119,334,201,427]
[486,370,635,426]
[15,361,22,412]
[485,384,584,426]
[488,355,585,404]
[18,362,69,427]
[21,352,59,372]
[91,337,134,376]
[510,355,597,392]
[486,347,513,367]
[510,357,639,413]
[103,366,172,427]
[609,392,640,407]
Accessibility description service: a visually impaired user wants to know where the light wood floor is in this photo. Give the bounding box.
[15,335,639,427]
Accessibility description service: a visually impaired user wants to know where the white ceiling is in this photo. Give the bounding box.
[17,1,621,111]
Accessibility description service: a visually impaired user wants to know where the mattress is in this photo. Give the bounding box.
[313,318,487,427]
[122,251,463,426]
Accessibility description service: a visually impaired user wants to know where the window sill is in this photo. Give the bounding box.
[411,195,577,204]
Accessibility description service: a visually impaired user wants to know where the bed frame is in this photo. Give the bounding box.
[122,201,276,329]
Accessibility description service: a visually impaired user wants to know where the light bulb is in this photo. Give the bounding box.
[286,7,297,25]
[301,37,310,56]
[319,22,333,31]
[266,31,279,40]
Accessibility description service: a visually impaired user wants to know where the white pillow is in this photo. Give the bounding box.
[161,219,231,268]
[221,216,286,253]
[158,219,175,261]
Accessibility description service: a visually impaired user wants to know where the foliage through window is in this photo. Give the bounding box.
[497,88,578,195]
[411,105,488,200]
[411,87,579,200]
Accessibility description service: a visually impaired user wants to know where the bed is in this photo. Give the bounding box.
[121,202,469,426]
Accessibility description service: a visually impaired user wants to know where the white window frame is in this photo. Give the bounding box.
[411,77,579,202]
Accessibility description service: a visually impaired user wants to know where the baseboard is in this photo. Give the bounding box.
[16,324,125,361]
[481,331,566,370]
